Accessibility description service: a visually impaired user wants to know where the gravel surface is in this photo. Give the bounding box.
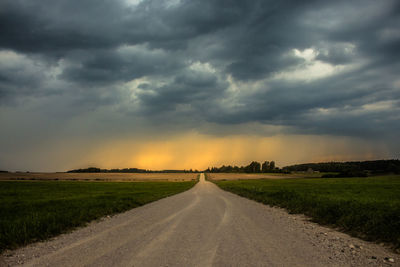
[1,174,399,266]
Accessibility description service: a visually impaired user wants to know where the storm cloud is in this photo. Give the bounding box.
[1,0,399,170]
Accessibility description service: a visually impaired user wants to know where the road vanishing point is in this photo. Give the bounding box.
[4,173,399,266]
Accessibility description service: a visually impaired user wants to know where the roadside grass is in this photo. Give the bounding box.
[0,180,196,252]
[210,175,400,248]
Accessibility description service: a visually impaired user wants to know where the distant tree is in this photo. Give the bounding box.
[269,161,275,170]
[262,161,269,172]
[244,161,261,173]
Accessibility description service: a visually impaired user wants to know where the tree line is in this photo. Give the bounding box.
[205,161,285,173]
[282,159,400,176]
[60,159,400,176]
[67,167,199,173]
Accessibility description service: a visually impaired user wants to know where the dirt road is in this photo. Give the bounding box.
[3,174,399,266]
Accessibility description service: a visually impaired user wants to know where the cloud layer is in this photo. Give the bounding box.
[1,0,399,170]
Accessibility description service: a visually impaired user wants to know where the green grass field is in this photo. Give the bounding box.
[0,180,196,251]
[211,175,400,248]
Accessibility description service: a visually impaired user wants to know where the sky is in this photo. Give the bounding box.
[0,0,399,171]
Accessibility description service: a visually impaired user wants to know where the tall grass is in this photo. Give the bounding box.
[0,180,196,251]
[212,175,400,248]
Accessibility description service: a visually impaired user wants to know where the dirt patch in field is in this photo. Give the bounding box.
[206,173,311,180]
[0,172,198,182]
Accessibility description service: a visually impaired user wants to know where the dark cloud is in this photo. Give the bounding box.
[206,66,400,136]
[0,0,122,54]
[137,68,228,116]
[0,0,399,158]
[60,46,184,85]
[0,51,47,101]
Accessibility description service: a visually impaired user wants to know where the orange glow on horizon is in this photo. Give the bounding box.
[72,132,389,171]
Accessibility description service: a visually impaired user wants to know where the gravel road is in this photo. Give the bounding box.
[2,173,399,266]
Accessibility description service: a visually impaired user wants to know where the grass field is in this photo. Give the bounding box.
[0,180,196,251]
[210,174,400,248]
[0,172,198,182]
